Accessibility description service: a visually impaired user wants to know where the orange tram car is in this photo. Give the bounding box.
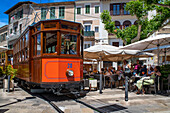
[13,19,84,95]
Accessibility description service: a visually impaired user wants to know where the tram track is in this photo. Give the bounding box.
[19,85,102,113]
[39,94,64,113]
[40,93,103,113]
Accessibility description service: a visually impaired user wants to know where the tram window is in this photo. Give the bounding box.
[26,31,29,46]
[33,36,36,56]
[37,25,41,31]
[19,52,21,62]
[43,32,57,53]
[37,34,41,55]
[20,39,22,51]
[61,33,77,55]
[25,48,28,60]
[22,36,25,49]
[22,51,24,61]
[17,53,19,62]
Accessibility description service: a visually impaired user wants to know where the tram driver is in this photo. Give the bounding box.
[70,44,76,55]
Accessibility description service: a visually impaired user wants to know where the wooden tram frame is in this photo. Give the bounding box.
[13,19,84,94]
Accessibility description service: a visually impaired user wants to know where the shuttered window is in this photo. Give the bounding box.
[50,7,55,19]
[95,6,99,14]
[77,7,81,14]
[59,7,65,19]
[110,3,130,15]
[85,5,90,14]
[41,8,46,20]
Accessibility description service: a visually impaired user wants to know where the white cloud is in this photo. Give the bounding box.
[0,21,8,27]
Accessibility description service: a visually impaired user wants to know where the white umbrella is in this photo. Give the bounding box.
[84,44,122,60]
[84,44,155,93]
[84,44,122,94]
[122,34,170,65]
[0,46,8,52]
[144,45,170,64]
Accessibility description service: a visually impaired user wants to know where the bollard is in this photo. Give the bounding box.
[99,73,103,94]
[125,75,128,101]
[7,75,11,93]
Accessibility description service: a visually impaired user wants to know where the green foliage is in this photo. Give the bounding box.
[101,0,170,45]
[0,67,3,77]
[141,0,170,6]
[160,64,170,78]
[3,65,17,80]
[125,0,149,21]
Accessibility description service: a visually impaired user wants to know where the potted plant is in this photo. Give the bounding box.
[3,65,17,92]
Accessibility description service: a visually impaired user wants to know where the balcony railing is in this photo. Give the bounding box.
[84,31,95,37]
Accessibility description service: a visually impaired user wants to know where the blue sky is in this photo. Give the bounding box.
[0,0,74,27]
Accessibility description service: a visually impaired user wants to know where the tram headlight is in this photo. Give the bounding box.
[66,70,74,77]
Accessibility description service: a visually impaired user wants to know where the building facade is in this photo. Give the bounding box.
[75,0,100,49]
[0,25,8,48]
[100,0,137,47]
[4,1,75,49]
[4,0,140,69]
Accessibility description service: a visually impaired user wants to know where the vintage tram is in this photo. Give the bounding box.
[0,49,13,68]
[13,19,84,95]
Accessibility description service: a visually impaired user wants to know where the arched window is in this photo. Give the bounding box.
[123,20,131,29]
[115,21,121,29]
[134,20,138,25]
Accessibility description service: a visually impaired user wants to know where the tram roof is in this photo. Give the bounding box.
[13,19,83,46]
[31,19,83,27]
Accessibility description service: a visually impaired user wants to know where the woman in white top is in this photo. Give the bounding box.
[123,60,130,72]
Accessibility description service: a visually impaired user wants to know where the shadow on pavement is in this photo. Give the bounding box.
[0,109,9,113]
[97,104,128,113]
[0,97,36,108]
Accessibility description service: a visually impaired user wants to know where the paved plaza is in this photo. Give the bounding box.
[0,87,170,113]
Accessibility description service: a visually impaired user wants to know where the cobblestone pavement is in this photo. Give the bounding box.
[0,87,170,113]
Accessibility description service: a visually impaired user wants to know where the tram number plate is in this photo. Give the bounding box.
[67,63,72,68]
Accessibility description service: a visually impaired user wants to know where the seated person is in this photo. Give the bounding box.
[105,69,113,87]
[110,67,116,74]
[93,68,98,74]
[70,44,76,54]
[61,46,65,54]
[104,68,108,74]
[140,65,147,76]
[116,66,124,81]
[148,66,154,76]
[135,66,161,94]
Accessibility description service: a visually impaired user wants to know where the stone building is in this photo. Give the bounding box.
[0,25,8,48]
[4,1,75,49]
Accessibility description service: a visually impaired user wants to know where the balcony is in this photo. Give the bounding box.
[84,31,95,36]
[84,31,95,41]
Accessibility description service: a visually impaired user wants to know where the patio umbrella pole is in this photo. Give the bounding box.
[164,48,166,65]
[157,40,160,66]
[99,56,103,94]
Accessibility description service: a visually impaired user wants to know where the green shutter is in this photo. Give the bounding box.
[77,7,81,14]
[41,8,46,20]
[95,6,99,13]
[59,7,65,19]
[50,7,55,19]
[85,5,90,14]
[20,9,23,18]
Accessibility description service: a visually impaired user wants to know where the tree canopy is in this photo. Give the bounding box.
[101,0,170,45]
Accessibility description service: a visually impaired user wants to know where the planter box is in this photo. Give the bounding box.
[3,79,14,92]
[89,79,98,90]
[83,79,98,90]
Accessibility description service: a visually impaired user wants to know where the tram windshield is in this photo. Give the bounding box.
[43,32,57,53]
[61,33,77,55]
